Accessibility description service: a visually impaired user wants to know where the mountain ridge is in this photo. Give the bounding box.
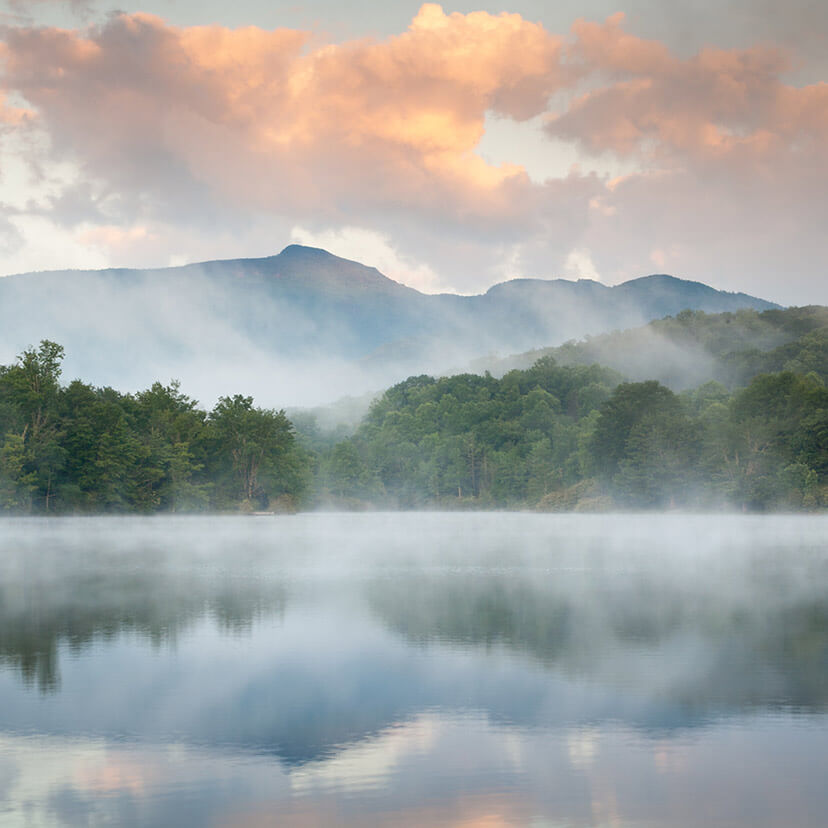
[1,244,780,308]
[0,245,780,406]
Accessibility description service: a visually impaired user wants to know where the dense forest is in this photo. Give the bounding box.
[303,306,827,511]
[1,305,826,513]
[0,341,310,513]
[310,362,826,511]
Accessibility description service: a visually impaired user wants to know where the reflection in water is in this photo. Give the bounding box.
[0,540,287,693]
[368,567,828,716]
[0,514,826,827]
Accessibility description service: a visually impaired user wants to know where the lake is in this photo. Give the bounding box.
[0,513,826,827]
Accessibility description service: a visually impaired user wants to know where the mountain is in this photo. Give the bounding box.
[429,271,776,353]
[0,245,778,406]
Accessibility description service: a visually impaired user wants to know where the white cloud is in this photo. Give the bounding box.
[0,215,109,276]
[563,246,601,282]
[290,225,446,293]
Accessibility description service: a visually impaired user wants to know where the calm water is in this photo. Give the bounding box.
[0,514,826,827]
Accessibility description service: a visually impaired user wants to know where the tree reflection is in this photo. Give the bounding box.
[0,546,287,693]
[367,568,828,713]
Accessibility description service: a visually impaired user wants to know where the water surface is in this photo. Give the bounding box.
[0,514,826,826]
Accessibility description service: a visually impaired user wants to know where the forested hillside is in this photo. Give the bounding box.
[309,361,826,511]
[307,306,828,511]
[470,306,828,391]
[1,303,826,514]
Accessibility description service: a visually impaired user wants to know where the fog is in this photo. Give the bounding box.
[1,514,825,716]
[0,248,777,409]
[0,513,825,825]
[470,326,723,390]
[0,266,381,408]
[467,308,820,393]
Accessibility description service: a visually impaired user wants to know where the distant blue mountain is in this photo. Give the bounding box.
[0,245,778,405]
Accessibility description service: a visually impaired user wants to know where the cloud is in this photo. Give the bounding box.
[0,88,31,124]
[544,13,828,301]
[0,5,826,303]
[4,0,95,19]
[551,13,817,165]
[0,5,563,229]
[563,246,601,282]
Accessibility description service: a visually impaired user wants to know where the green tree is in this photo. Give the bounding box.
[525,437,559,503]
[590,381,701,506]
[590,381,682,478]
[614,411,701,506]
[721,372,827,509]
[133,382,210,511]
[208,395,303,508]
[0,434,37,511]
[0,340,66,511]
[326,441,374,499]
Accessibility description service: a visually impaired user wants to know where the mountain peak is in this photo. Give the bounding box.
[619,273,700,288]
[259,244,418,297]
[277,244,336,260]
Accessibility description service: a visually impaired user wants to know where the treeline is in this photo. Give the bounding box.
[0,341,309,513]
[301,306,828,511]
[2,313,827,513]
[308,360,827,511]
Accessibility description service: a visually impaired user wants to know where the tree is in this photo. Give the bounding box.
[721,372,828,509]
[0,434,36,511]
[526,437,559,503]
[326,441,371,498]
[590,381,682,478]
[614,411,701,506]
[590,381,701,506]
[208,395,300,508]
[0,340,66,510]
[132,382,210,511]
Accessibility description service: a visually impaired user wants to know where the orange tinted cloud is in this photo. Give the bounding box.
[0,5,565,227]
[551,13,828,170]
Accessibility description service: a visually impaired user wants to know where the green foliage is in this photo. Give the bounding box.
[0,340,66,510]
[477,306,828,391]
[1,329,825,513]
[208,395,306,509]
[0,434,36,511]
[304,350,826,511]
[717,372,828,509]
[309,360,621,507]
[0,343,309,513]
[589,381,702,506]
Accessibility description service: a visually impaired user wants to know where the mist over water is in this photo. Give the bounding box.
[0,514,826,826]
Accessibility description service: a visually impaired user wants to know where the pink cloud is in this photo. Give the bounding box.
[0,5,567,229]
[551,13,827,172]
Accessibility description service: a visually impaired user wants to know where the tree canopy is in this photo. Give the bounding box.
[1,312,826,513]
[0,347,309,513]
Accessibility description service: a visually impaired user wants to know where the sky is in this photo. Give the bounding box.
[0,1,826,304]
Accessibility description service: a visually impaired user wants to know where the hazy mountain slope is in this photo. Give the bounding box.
[0,245,778,406]
[469,306,828,390]
[460,273,776,350]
